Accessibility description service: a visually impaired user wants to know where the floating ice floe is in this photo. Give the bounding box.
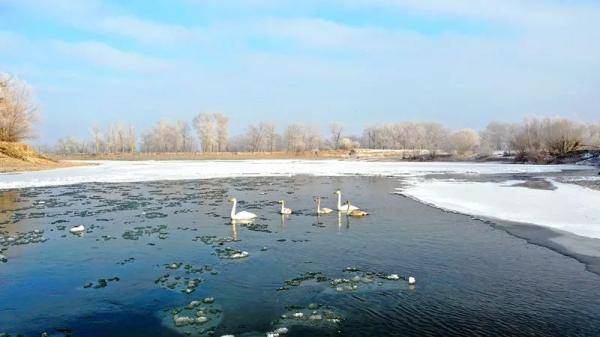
[155,263,217,294]
[274,304,344,331]
[400,179,600,239]
[69,225,85,234]
[122,224,169,240]
[162,298,223,335]
[277,268,413,293]
[83,276,119,289]
[214,247,250,259]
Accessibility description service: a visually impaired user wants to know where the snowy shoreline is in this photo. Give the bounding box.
[0,159,589,189]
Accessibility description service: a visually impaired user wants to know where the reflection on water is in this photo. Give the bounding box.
[1,176,600,337]
[0,190,20,233]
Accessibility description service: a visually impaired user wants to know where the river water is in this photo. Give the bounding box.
[1,176,599,336]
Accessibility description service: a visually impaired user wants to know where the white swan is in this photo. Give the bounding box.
[228,198,257,221]
[278,200,292,215]
[314,197,333,214]
[334,190,359,213]
[69,225,85,234]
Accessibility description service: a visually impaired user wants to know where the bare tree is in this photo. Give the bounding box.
[263,123,278,152]
[303,124,323,151]
[521,118,543,154]
[176,120,194,152]
[283,123,307,152]
[329,122,344,149]
[541,118,584,155]
[126,125,137,153]
[90,124,102,154]
[246,123,270,152]
[0,74,37,142]
[55,137,87,154]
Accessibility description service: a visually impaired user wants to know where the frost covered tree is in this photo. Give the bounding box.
[284,123,306,152]
[0,74,37,142]
[214,113,229,152]
[584,124,600,148]
[422,122,449,158]
[480,122,518,154]
[449,129,480,155]
[193,113,215,152]
[193,112,229,152]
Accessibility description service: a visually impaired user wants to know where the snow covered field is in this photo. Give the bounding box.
[1,160,598,239]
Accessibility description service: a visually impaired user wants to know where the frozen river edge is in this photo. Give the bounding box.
[2,159,599,274]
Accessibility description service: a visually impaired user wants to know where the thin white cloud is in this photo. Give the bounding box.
[98,16,204,45]
[53,40,170,72]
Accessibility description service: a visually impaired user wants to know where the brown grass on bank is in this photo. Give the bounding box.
[53,150,349,161]
[51,149,452,161]
[0,141,86,173]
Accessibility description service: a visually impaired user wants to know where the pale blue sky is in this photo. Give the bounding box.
[1,0,599,142]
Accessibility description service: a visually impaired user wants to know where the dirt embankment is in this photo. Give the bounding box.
[0,142,85,173]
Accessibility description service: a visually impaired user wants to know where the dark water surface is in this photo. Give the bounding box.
[1,176,599,337]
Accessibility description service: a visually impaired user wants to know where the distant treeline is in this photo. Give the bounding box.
[47,115,600,161]
[1,73,599,160]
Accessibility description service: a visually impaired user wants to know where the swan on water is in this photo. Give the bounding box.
[69,225,85,234]
[278,200,292,215]
[408,276,416,285]
[314,197,333,214]
[346,201,368,217]
[334,190,359,213]
[228,198,257,221]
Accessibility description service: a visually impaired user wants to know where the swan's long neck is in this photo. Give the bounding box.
[337,193,342,209]
[316,199,321,212]
[280,201,285,213]
[230,200,237,218]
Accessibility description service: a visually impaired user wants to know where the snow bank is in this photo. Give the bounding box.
[0,160,586,189]
[400,179,600,239]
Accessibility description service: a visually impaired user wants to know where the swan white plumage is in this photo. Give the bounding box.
[228,198,257,221]
[278,200,292,215]
[334,190,359,213]
[69,225,85,234]
[314,197,333,214]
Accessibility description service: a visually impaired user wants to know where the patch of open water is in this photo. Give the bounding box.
[1,176,599,336]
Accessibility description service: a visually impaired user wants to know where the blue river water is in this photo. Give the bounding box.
[1,176,599,336]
